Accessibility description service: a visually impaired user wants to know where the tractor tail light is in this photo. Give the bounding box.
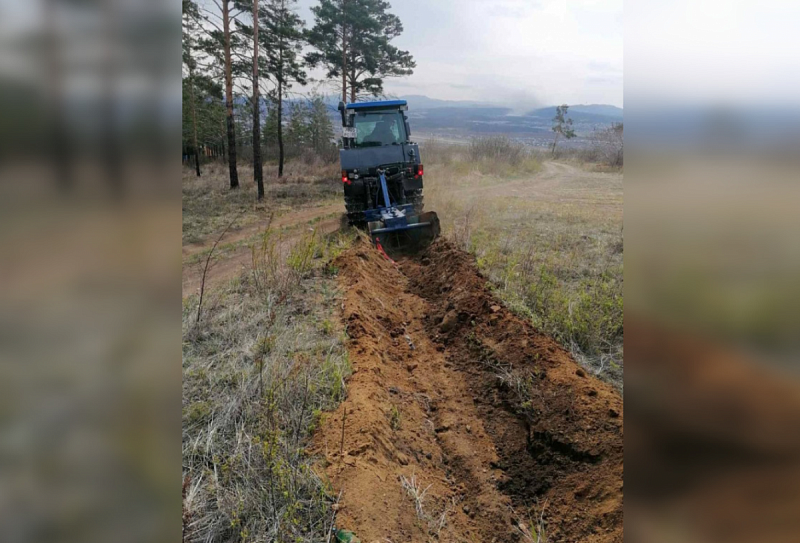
[415,164,423,178]
[342,170,351,185]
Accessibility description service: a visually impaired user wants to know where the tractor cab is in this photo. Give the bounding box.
[337,100,439,249]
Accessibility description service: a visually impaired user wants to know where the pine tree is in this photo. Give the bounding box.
[252,0,264,199]
[307,95,335,158]
[197,1,250,185]
[182,0,203,176]
[262,101,280,158]
[260,0,307,177]
[284,101,310,155]
[306,0,415,103]
[221,0,240,188]
[182,75,226,160]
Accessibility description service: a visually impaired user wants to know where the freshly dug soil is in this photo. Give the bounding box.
[310,239,623,542]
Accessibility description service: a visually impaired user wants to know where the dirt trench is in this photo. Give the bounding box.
[311,240,623,542]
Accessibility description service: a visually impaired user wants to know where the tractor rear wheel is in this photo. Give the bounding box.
[404,188,424,214]
[344,196,367,227]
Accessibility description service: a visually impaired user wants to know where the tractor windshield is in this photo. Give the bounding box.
[353,111,407,147]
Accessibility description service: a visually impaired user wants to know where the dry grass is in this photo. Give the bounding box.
[420,140,623,389]
[182,227,356,543]
[469,135,527,165]
[421,136,542,178]
[399,473,452,536]
[550,146,623,173]
[182,159,340,245]
[514,500,550,543]
[399,474,432,520]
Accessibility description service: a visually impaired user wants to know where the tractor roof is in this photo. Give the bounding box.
[345,100,407,110]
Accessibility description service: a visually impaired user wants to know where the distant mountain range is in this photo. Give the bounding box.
[526,104,623,121]
[396,95,491,110]
[399,97,623,119]
[260,94,623,138]
[390,96,622,137]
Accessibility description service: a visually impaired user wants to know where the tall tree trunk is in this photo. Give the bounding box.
[349,44,356,103]
[277,81,284,177]
[223,0,239,188]
[252,0,264,200]
[188,64,202,177]
[219,117,226,162]
[341,0,347,103]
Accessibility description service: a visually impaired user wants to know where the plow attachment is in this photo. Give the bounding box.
[366,170,440,252]
[368,210,440,251]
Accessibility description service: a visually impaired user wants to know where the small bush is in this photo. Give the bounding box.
[287,227,322,274]
[588,123,623,168]
[420,138,462,166]
[388,405,401,430]
[469,136,526,165]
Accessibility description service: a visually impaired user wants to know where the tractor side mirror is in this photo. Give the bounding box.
[404,119,411,140]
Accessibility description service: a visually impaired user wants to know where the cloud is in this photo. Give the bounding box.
[483,1,542,18]
[293,0,621,106]
[586,75,622,85]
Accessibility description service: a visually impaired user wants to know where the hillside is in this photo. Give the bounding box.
[400,96,622,139]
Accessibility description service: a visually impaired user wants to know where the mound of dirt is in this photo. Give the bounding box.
[310,239,623,542]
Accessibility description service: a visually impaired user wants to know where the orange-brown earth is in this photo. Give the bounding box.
[311,239,623,542]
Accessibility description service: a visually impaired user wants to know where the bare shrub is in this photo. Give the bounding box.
[420,138,462,166]
[451,204,482,252]
[469,135,526,166]
[589,122,623,167]
[250,226,293,302]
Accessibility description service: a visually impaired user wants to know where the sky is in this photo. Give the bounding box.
[291,0,623,109]
[6,1,800,111]
[0,0,620,110]
[626,0,800,108]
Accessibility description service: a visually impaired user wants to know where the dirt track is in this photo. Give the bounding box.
[181,203,342,297]
[311,239,623,542]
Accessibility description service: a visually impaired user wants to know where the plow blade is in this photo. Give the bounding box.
[369,211,440,252]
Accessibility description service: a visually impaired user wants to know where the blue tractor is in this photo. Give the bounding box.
[338,99,440,249]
